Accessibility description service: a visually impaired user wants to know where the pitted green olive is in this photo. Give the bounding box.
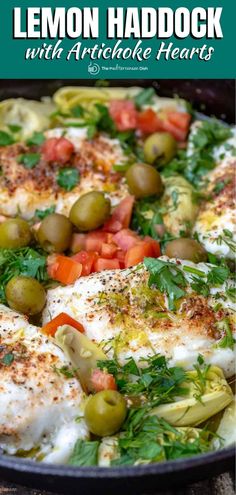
[165,238,208,262]
[69,192,111,231]
[0,218,32,249]
[125,163,164,199]
[6,276,46,315]
[84,390,127,437]
[144,132,177,166]
[37,213,73,253]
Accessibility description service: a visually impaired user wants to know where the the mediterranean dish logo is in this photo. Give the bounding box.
[12,6,223,73]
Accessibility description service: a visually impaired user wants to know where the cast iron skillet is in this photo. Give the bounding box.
[0,79,235,494]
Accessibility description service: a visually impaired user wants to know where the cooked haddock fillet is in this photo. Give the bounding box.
[0,304,88,463]
[0,127,128,219]
[194,157,236,259]
[43,257,236,378]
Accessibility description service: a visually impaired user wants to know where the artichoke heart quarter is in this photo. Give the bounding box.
[55,324,107,393]
[213,396,236,449]
[151,366,233,427]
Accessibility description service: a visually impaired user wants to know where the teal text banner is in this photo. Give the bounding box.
[0,0,235,78]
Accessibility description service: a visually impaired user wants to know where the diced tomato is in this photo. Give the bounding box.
[143,236,161,257]
[72,251,98,276]
[103,196,135,233]
[42,312,84,336]
[161,112,191,142]
[91,369,117,392]
[94,258,120,272]
[167,111,191,132]
[116,250,126,268]
[42,137,74,164]
[47,254,82,284]
[109,100,138,131]
[55,137,75,163]
[85,231,108,253]
[70,233,87,254]
[137,108,163,135]
[124,240,160,268]
[113,228,140,251]
[100,243,117,259]
[41,137,58,162]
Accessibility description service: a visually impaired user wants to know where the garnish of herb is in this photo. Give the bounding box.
[144,258,187,310]
[68,439,99,466]
[1,351,14,366]
[71,105,85,118]
[17,152,41,169]
[26,132,45,146]
[112,414,212,466]
[35,205,56,220]
[53,365,77,379]
[163,120,232,187]
[97,354,189,408]
[0,130,15,146]
[217,318,235,350]
[134,87,155,110]
[57,167,80,191]
[8,124,22,133]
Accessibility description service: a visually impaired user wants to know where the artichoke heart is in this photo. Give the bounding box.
[55,324,107,393]
[53,86,141,112]
[213,396,236,449]
[0,98,55,139]
[161,175,198,236]
[151,366,233,427]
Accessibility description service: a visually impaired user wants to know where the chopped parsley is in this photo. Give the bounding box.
[34,205,56,220]
[163,120,232,187]
[57,167,80,191]
[0,130,14,146]
[68,439,99,466]
[144,258,187,311]
[207,265,229,285]
[94,103,116,135]
[71,105,85,118]
[87,124,97,140]
[132,197,163,240]
[190,276,210,297]
[8,124,22,133]
[1,352,14,366]
[112,414,211,466]
[226,287,236,303]
[98,354,188,408]
[53,365,77,379]
[17,152,41,169]
[213,178,231,195]
[217,319,235,350]
[134,87,155,109]
[213,229,236,254]
[26,132,45,146]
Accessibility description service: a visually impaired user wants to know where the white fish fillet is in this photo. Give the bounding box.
[0,304,88,463]
[43,257,236,378]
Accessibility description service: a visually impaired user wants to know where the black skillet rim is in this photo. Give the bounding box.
[0,446,234,479]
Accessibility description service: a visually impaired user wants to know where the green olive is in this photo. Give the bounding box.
[6,276,46,315]
[0,218,32,249]
[144,132,177,166]
[165,238,208,262]
[84,390,127,437]
[126,163,164,199]
[37,213,73,253]
[69,192,111,231]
